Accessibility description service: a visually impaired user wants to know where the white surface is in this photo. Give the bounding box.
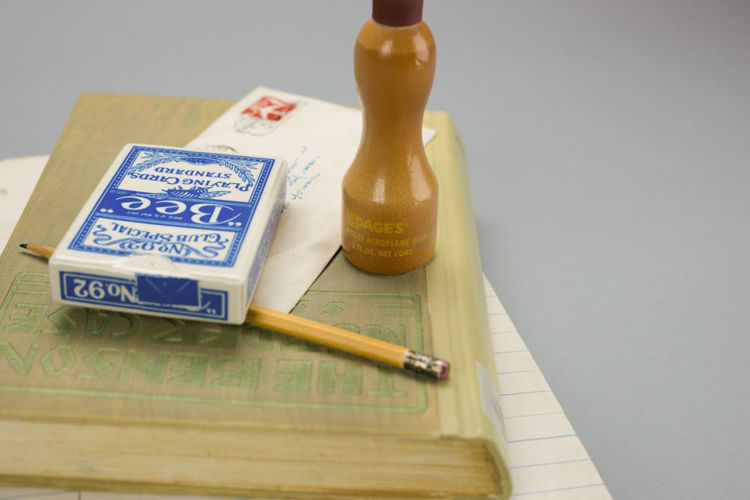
[0,156,47,252]
[0,155,610,500]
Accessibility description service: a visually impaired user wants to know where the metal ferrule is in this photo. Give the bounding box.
[403,349,449,380]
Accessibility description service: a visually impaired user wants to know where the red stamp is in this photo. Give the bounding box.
[241,96,297,122]
[236,95,300,136]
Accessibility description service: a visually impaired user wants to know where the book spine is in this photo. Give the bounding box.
[425,112,512,498]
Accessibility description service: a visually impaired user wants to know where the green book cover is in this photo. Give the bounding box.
[0,94,511,499]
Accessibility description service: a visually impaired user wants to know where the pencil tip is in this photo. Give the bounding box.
[19,243,28,249]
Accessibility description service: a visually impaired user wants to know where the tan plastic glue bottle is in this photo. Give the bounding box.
[342,0,437,274]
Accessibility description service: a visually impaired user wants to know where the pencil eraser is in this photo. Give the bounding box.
[439,360,451,380]
[49,144,287,324]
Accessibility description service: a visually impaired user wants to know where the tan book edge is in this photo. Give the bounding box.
[0,94,511,499]
[425,111,513,495]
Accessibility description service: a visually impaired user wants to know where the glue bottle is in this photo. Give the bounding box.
[342,0,438,274]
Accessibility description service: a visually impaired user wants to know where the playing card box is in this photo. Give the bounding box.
[49,144,286,324]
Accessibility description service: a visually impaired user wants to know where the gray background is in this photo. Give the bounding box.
[1,0,749,498]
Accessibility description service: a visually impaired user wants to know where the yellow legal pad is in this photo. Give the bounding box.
[0,94,512,499]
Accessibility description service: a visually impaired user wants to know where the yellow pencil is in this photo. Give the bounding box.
[20,243,450,380]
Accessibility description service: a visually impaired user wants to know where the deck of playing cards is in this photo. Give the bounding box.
[49,143,287,324]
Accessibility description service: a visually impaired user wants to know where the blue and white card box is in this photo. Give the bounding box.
[50,144,287,324]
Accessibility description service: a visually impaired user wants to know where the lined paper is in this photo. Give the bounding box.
[0,156,611,499]
[485,277,612,499]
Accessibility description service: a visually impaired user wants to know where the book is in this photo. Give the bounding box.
[0,94,512,499]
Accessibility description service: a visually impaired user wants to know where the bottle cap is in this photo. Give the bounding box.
[372,0,424,27]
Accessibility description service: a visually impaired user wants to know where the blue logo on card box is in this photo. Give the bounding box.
[69,146,276,267]
[60,271,227,321]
